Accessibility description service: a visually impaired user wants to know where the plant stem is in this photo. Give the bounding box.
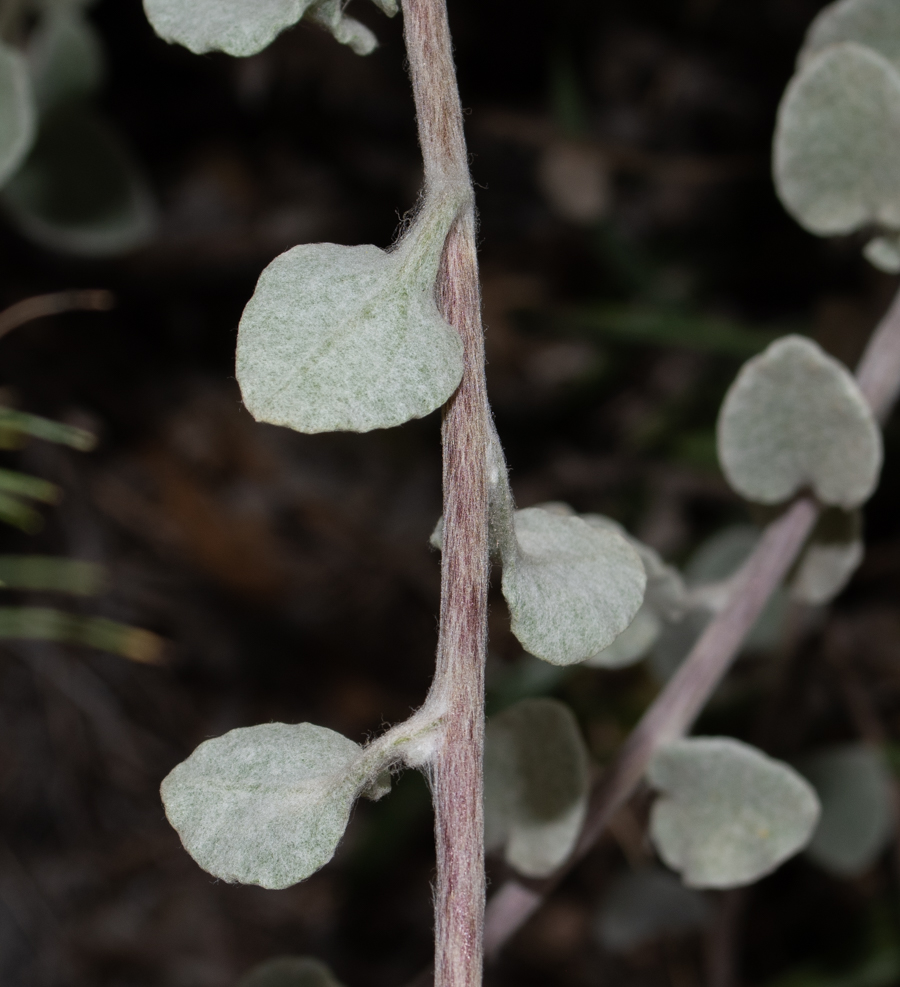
[401,2,489,987]
[482,281,900,959]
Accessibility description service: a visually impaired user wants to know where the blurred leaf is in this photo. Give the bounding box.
[863,234,900,272]
[28,7,104,112]
[801,0,900,74]
[791,509,863,605]
[584,604,661,669]
[594,867,712,952]
[2,104,155,257]
[0,555,104,594]
[236,193,464,435]
[796,744,894,876]
[717,336,881,509]
[161,722,380,889]
[237,956,345,987]
[0,467,59,503]
[0,606,163,662]
[551,304,782,357]
[0,42,36,190]
[0,492,44,532]
[143,0,394,58]
[500,507,646,666]
[648,736,820,888]
[774,43,900,238]
[484,697,590,877]
[0,406,95,449]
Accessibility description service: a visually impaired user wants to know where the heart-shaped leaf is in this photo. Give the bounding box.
[161,722,388,889]
[1,105,155,256]
[238,956,344,987]
[774,43,900,237]
[143,0,395,58]
[236,193,465,435]
[796,743,894,876]
[800,0,900,74]
[0,42,36,190]
[595,868,712,953]
[717,335,881,509]
[29,7,104,112]
[500,507,646,666]
[648,737,820,888]
[484,698,590,878]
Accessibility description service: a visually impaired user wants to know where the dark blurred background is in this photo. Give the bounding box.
[2,0,900,984]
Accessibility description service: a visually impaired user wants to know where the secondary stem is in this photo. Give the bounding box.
[401,2,490,987]
[482,281,900,959]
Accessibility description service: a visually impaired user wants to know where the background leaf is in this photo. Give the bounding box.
[648,737,820,888]
[237,956,345,987]
[0,43,36,190]
[1,105,155,256]
[796,744,895,876]
[774,43,900,237]
[484,697,590,877]
[28,7,104,112]
[800,0,900,74]
[717,336,882,508]
[501,507,646,665]
[594,867,712,953]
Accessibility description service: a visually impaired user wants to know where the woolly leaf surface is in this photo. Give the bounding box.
[595,868,712,952]
[584,604,661,669]
[0,43,36,190]
[236,196,464,434]
[161,722,374,889]
[238,956,345,987]
[2,105,155,256]
[774,43,900,237]
[648,737,820,888]
[801,0,900,73]
[29,8,104,111]
[501,508,645,666]
[717,336,881,508]
[797,743,894,876]
[484,698,589,877]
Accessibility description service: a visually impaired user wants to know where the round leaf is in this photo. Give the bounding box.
[143,0,315,57]
[238,956,344,987]
[161,722,373,890]
[236,195,465,434]
[648,737,820,889]
[0,42,36,190]
[800,0,900,74]
[584,603,661,670]
[595,868,712,953]
[774,43,900,237]
[717,335,882,509]
[864,234,900,272]
[484,698,590,878]
[1,105,155,256]
[796,743,894,876]
[501,508,646,666]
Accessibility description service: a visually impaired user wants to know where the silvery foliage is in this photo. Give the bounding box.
[796,743,895,876]
[432,496,648,667]
[28,5,104,112]
[717,336,881,510]
[649,526,788,682]
[0,44,35,189]
[161,722,391,890]
[775,0,900,271]
[483,698,590,878]
[648,737,820,888]
[237,956,344,987]
[143,0,397,58]
[594,868,711,953]
[581,513,688,670]
[237,192,465,434]
[790,508,864,606]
